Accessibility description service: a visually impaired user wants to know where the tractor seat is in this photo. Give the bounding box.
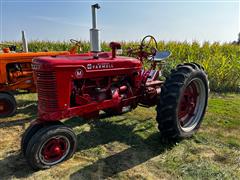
[152,50,171,62]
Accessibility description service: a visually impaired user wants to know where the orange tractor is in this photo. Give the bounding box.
[0,31,80,118]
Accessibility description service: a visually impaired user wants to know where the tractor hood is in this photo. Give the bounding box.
[32,52,142,72]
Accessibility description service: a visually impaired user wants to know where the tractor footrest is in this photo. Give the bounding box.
[146,80,164,87]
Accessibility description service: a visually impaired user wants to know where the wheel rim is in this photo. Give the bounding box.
[39,136,70,166]
[178,78,206,132]
[0,99,12,115]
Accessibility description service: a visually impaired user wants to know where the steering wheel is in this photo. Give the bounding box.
[70,39,82,54]
[70,39,81,46]
[127,35,158,61]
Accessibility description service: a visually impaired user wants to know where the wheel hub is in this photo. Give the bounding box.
[0,100,11,114]
[178,82,199,126]
[41,137,69,163]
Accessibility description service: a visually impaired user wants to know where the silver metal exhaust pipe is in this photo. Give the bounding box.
[90,4,101,53]
[21,30,28,52]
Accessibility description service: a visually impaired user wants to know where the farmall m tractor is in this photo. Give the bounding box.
[0,32,83,118]
[21,4,209,169]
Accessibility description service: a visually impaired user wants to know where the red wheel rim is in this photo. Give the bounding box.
[178,81,199,127]
[0,100,11,114]
[40,136,69,164]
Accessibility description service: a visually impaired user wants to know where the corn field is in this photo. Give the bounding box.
[7,40,240,92]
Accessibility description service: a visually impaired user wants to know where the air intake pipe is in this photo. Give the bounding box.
[90,3,101,53]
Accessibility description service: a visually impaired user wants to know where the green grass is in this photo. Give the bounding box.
[0,93,239,179]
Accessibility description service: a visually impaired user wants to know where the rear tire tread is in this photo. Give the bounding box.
[156,62,209,140]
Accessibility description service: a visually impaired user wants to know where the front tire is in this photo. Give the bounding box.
[21,121,63,157]
[21,122,44,157]
[25,125,77,170]
[156,63,209,139]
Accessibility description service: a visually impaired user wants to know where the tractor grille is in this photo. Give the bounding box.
[36,71,58,111]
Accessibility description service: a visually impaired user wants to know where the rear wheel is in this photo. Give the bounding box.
[0,93,17,118]
[156,63,209,139]
[25,124,77,169]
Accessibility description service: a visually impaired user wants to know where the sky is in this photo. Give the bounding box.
[0,0,239,43]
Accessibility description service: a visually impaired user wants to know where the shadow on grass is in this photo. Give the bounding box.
[0,111,176,179]
[66,115,176,179]
[0,118,31,128]
[0,153,35,179]
[71,133,171,179]
[16,99,38,118]
[0,99,37,179]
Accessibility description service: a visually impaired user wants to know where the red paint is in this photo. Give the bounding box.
[3,48,10,53]
[109,42,121,58]
[0,100,10,114]
[178,82,199,126]
[42,137,68,162]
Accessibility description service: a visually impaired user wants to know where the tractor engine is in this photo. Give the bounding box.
[32,52,142,121]
[70,75,131,106]
[7,62,32,83]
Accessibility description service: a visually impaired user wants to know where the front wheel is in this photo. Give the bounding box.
[25,124,77,169]
[21,122,44,157]
[156,63,209,139]
[21,121,63,157]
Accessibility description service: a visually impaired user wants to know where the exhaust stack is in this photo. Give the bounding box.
[21,30,28,52]
[90,4,101,52]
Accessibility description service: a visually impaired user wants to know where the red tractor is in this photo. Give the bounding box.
[21,4,209,170]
